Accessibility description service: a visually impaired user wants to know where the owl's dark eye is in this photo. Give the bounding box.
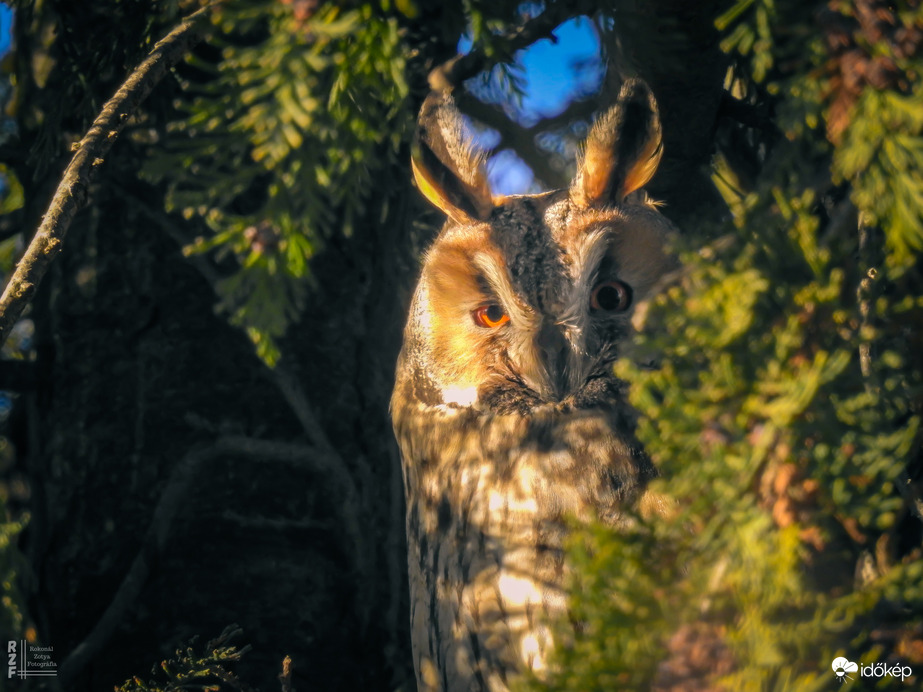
[473,304,510,328]
[590,280,632,312]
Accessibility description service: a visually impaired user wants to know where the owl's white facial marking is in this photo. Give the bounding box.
[556,224,612,355]
[472,250,538,333]
[441,385,479,407]
[486,207,643,403]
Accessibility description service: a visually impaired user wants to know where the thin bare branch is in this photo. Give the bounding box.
[455,95,601,189]
[428,1,588,91]
[57,431,353,686]
[215,431,371,589]
[126,197,372,569]
[262,364,373,621]
[59,442,219,686]
[221,510,328,532]
[114,183,225,286]
[856,216,878,392]
[854,217,923,525]
[0,4,215,347]
[262,366,370,496]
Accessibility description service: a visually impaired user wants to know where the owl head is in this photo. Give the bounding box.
[398,80,675,414]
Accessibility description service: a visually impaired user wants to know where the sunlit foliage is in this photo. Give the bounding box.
[530,2,923,690]
[141,0,414,363]
[116,626,252,692]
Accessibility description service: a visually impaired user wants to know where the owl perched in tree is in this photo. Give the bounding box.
[391,80,675,692]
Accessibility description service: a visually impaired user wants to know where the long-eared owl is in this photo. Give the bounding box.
[391,80,675,692]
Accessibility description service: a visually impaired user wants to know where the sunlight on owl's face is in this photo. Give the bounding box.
[415,191,672,407]
[397,80,674,414]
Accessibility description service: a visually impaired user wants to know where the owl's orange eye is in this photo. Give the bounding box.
[590,280,632,312]
[473,304,510,328]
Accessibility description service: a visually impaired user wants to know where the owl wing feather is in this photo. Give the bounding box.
[394,394,655,691]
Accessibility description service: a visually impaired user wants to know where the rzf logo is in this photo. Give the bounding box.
[7,640,17,679]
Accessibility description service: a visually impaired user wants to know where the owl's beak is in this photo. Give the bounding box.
[534,322,574,402]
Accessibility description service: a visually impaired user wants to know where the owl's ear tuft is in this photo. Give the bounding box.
[412,92,493,224]
[571,79,663,209]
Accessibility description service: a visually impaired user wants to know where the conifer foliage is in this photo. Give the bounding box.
[139,0,416,365]
[531,1,923,690]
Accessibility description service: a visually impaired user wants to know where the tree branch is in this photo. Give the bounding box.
[57,431,355,686]
[0,4,215,347]
[428,1,589,91]
[262,363,373,624]
[455,94,601,189]
[221,510,328,532]
[59,442,219,687]
[124,197,372,571]
[115,183,225,287]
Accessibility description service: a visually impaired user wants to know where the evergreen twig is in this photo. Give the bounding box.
[856,216,879,393]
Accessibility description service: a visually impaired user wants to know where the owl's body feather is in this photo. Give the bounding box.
[392,81,674,691]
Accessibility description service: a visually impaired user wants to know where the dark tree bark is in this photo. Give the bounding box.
[6,3,419,689]
[611,0,730,230]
